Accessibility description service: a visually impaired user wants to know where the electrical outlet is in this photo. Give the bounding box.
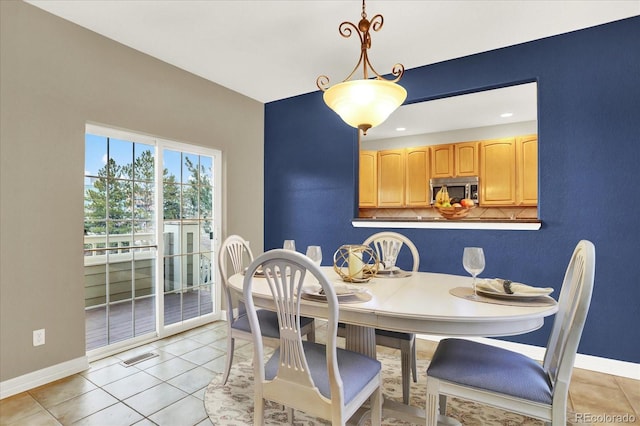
[33,329,45,346]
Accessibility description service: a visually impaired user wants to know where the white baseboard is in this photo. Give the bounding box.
[418,334,640,380]
[0,316,224,401]
[0,356,89,400]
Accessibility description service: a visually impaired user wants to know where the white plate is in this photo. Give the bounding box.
[242,266,265,276]
[301,284,368,300]
[302,291,356,301]
[476,288,552,300]
[301,287,372,304]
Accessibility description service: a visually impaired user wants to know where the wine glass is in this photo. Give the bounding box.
[305,245,322,266]
[463,247,485,299]
[283,240,296,251]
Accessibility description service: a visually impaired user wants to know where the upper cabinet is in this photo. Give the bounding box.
[516,134,538,206]
[479,135,538,206]
[405,147,430,206]
[431,144,454,178]
[359,150,378,207]
[431,142,479,178]
[363,147,430,208]
[480,138,517,205]
[377,149,405,207]
[455,142,479,176]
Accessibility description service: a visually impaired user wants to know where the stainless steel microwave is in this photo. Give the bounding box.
[430,177,479,205]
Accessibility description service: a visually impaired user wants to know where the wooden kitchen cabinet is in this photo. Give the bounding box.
[361,134,536,210]
[359,150,378,207]
[455,142,479,176]
[430,144,454,178]
[516,134,538,205]
[431,142,478,178]
[480,138,517,205]
[405,147,430,206]
[377,149,405,207]
[370,147,429,208]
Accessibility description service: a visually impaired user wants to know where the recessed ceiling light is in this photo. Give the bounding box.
[396,127,406,132]
[500,112,514,118]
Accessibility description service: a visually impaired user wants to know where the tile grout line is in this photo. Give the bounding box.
[614,375,640,419]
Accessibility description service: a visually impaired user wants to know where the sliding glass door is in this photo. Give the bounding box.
[84,130,158,350]
[84,125,221,354]
[161,148,215,326]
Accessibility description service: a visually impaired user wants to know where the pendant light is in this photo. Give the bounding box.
[316,0,407,135]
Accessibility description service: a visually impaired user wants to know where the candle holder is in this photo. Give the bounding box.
[333,244,380,283]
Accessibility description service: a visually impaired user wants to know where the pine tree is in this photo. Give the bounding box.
[84,149,212,234]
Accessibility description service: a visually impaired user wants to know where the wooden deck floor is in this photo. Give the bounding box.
[85,289,213,351]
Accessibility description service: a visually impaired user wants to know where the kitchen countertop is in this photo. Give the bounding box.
[352,217,542,230]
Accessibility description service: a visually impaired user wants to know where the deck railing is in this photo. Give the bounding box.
[84,233,157,307]
[84,233,156,266]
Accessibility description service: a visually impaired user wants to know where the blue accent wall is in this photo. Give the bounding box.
[265,16,640,363]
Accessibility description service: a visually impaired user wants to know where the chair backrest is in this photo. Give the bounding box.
[543,240,595,405]
[363,231,420,272]
[243,249,344,408]
[218,235,254,320]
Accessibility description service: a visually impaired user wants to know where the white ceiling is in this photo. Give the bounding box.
[27,0,639,104]
[364,82,537,140]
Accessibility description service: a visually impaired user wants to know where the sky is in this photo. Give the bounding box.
[85,133,212,183]
[85,133,155,178]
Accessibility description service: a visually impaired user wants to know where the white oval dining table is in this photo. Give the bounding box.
[228,266,558,425]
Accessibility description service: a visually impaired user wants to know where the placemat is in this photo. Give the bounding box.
[450,287,557,307]
[376,269,412,278]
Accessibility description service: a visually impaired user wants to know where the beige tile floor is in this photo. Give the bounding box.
[1,321,638,425]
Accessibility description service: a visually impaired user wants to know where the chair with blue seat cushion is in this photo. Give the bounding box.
[244,249,382,425]
[339,231,420,405]
[425,240,595,426]
[218,235,316,385]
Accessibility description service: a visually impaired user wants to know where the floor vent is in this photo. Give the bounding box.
[120,352,158,367]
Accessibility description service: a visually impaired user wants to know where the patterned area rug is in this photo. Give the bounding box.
[204,352,544,425]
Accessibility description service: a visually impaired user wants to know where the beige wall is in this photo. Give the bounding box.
[0,1,264,382]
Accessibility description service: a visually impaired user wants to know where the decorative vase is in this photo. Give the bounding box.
[332,244,379,282]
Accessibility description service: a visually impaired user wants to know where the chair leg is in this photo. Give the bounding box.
[411,337,417,382]
[370,385,382,426]
[551,405,566,426]
[307,324,316,343]
[254,396,265,426]
[400,340,411,404]
[222,335,235,385]
[425,377,441,426]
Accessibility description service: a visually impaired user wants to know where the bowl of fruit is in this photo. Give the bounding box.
[433,187,476,220]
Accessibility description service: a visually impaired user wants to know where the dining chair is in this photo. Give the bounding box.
[218,235,316,385]
[338,231,420,404]
[243,249,382,425]
[424,240,596,426]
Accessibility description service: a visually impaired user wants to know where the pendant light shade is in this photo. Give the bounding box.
[316,0,406,135]
[323,79,407,133]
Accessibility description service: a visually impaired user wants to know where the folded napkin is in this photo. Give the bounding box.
[333,283,368,295]
[476,278,553,296]
[305,283,367,296]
